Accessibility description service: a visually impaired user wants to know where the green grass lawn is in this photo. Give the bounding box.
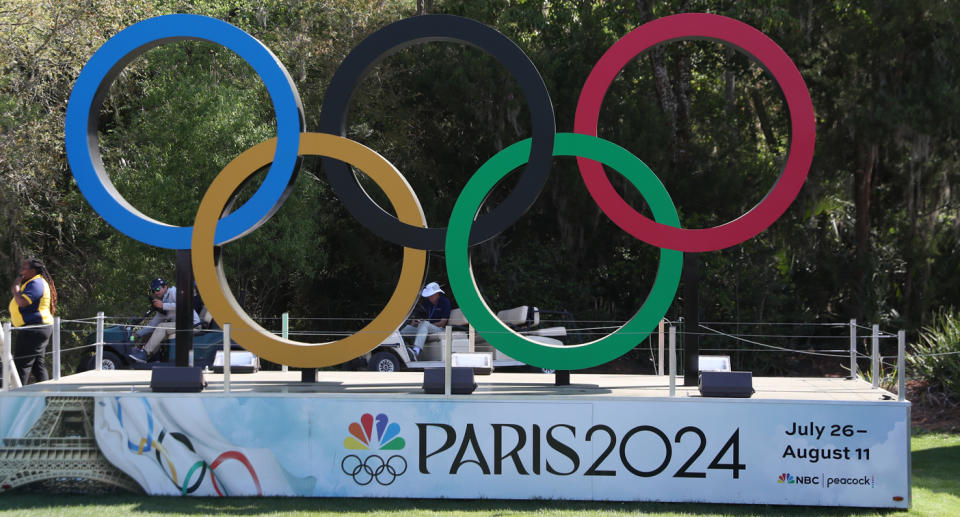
[0,431,956,517]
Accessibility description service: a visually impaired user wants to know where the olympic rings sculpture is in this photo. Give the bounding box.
[341,454,408,486]
[66,13,814,370]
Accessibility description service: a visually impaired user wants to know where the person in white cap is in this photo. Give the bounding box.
[399,281,451,360]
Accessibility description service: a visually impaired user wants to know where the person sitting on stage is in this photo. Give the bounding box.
[129,278,200,363]
[399,282,451,360]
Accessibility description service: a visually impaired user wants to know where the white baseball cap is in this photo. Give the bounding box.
[421,282,444,297]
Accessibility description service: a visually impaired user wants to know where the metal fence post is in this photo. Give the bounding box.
[444,325,453,396]
[1,322,10,391]
[669,325,676,398]
[871,324,880,389]
[658,318,665,376]
[223,323,231,393]
[898,330,906,402]
[281,312,289,373]
[849,318,857,380]
[52,317,61,381]
[95,312,104,371]
[2,323,20,390]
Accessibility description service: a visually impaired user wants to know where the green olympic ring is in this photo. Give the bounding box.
[446,133,683,370]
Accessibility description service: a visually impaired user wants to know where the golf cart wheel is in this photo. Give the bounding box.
[369,351,401,372]
[83,350,124,371]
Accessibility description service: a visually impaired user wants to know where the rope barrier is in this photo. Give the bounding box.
[852,322,898,337]
[701,321,849,327]
[4,314,957,381]
[698,324,865,358]
[700,348,853,355]
[906,350,960,357]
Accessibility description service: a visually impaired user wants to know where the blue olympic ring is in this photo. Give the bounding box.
[65,14,304,249]
[116,397,154,453]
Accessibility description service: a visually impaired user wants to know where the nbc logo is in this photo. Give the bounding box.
[778,473,820,486]
[341,413,407,486]
[344,413,405,450]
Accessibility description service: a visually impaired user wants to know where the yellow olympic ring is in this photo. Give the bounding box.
[151,440,180,485]
[192,133,427,367]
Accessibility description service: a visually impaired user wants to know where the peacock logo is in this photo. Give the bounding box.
[778,473,795,484]
[344,413,405,450]
[341,413,407,486]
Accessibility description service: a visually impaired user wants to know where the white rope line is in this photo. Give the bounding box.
[700,348,855,354]
[852,322,898,337]
[11,315,958,360]
[700,321,849,327]
[906,350,960,357]
[698,324,852,358]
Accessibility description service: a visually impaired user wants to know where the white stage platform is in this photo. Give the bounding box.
[15,370,900,401]
[0,371,910,508]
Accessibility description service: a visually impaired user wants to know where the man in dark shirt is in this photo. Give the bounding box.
[399,282,451,360]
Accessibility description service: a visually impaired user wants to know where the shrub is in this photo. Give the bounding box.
[909,309,960,397]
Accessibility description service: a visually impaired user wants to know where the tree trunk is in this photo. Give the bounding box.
[853,141,877,319]
[637,0,678,158]
[854,142,877,258]
[750,89,779,154]
[672,0,692,170]
[724,48,736,116]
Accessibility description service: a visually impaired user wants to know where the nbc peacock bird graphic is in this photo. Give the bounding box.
[344,413,405,451]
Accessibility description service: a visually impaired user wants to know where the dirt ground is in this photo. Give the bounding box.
[907,380,960,432]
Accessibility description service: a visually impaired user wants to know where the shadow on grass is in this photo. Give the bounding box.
[911,441,960,498]
[0,494,904,516]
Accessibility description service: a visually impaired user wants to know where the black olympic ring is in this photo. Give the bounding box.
[317,14,556,250]
[341,454,408,486]
[155,429,207,494]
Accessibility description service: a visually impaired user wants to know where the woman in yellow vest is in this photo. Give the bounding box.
[8,258,57,385]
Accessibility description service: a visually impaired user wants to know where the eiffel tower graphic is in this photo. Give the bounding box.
[0,396,141,493]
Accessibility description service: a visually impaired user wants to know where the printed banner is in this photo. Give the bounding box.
[0,394,909,507]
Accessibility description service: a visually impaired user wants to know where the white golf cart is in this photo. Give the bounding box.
[363,305,567,373]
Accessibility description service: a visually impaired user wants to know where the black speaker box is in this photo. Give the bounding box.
[699,371,754,398]
[151,367,206,393]
[422,367,477,394]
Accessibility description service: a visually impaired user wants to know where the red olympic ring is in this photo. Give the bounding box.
[574,13,815,252]
[209,451,262,496]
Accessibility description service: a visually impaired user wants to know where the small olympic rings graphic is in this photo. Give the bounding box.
[155,430,207,495]
[209,450,263,496]
[341,454,408,486]
[114,398,258,496]
[66,13,814,370]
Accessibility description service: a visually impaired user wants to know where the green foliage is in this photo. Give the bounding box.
[2,0,960,374]
[0,0,164,317]
[856,362,899,393]
[909,309,960,397]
